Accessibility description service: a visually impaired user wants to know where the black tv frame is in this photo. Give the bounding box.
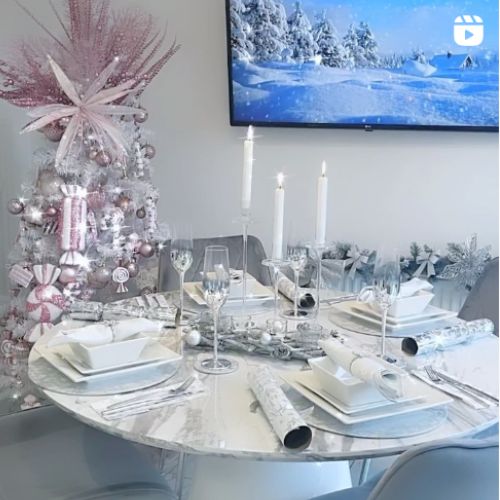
[224,0,499,133]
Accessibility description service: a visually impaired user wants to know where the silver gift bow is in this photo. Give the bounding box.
[414,252,439,278]
[344,246,369,279]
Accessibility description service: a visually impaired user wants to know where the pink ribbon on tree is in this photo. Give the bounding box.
[21,56,139,166]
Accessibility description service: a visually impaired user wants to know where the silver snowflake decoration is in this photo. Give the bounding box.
[440,234,491,289]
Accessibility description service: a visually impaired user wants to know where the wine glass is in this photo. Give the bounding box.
[370,248,401,359]
[170,226,194,326]
[285,241,309,318]
[195,245,237,374]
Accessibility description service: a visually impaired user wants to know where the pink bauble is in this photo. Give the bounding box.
[88,267,111,289]
[26,285,65,324]
[126,260,140,278]
[134,109,149,123]
[7,199,24,215]
[43,124,64,142]
[142,144,156,159]
[95,151,112,167]
[58,267,77,285]
[139,242,155,258]
[45,206,58,218]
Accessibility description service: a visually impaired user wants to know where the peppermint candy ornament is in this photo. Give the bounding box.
[113,266,130,294]
[25,264,65,343]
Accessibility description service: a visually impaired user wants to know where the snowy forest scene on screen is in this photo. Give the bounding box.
[228,0,499,127]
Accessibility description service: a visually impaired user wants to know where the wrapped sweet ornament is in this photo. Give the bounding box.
[25,264,65,342]
[144,196,158,239]
[59,185,87,266]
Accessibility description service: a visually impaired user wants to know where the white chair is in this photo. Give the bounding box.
[0,405,177,500]
[310,438,499,500]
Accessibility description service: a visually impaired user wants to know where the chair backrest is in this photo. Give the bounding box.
[459,257,499,335]
[158,234,271,292]
[368,438,499,500]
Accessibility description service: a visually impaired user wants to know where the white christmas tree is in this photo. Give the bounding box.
[287,1,318,63]
[356,21,380,68]
[312,11,347,68]
[245,0,287,61]
[229,0,254,61]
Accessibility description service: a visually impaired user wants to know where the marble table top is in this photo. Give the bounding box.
[30,306,499,462]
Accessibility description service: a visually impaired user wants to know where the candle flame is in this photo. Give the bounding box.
[277,172,284,188]
[321,161,327,177]
[247,125,254,141]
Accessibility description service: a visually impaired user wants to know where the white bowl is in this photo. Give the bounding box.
[387,291,434,318]
[309,357,385,407]
[69,336,149,370]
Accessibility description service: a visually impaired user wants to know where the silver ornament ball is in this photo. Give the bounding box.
[134,109,148,123]
[7,199,24,215]
[136,207,146,219]
[126,261,139,278]
[185,329,201,346]
[88,267,111,289]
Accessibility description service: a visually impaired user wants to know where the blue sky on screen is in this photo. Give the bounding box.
[283,0,499,54]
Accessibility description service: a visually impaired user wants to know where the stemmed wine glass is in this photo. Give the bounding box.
[285,241,309,318]
[195,245,238,374]
[360,248,401,360]
[170,226,194,325]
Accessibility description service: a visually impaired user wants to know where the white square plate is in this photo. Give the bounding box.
[36,341,182,383]
[280,370,452,425]
[334,301,457,331]
[184,281,273,306]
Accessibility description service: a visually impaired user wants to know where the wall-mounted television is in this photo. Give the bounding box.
[226,0,499,131]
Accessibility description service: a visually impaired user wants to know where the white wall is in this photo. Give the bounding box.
[0,0,498,295]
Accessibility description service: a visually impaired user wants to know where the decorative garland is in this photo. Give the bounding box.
[321,234,492,290]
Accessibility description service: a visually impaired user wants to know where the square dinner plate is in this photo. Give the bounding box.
[184,281,274,306]
[333,301,457,331]
[35,341,181,383]
[280,370,452,425]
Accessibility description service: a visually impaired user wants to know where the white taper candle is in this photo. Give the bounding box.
[315,161,328,247]
[272,173,285,260]
[241,126,254,213]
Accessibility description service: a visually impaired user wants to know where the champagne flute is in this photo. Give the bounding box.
[170,226,194,325]
[195,245,237,374]
[372,248,401,359]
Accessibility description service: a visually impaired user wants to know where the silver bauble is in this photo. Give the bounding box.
[58,267,77,285]
[7,199,24,215]
[136,207,146,219]
[142,144,156,159]
[38,170,64,197]
[139,242,155,258]
[43,124,64,142]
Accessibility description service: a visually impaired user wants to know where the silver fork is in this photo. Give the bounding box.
[424,366,491,407]
[105,376,196,412]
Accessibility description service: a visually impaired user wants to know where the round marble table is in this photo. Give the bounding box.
[29,310,499,500]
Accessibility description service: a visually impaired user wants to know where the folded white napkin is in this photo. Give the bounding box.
[398,278,433,298]
[318,339,404,400]
[47,318,164,348]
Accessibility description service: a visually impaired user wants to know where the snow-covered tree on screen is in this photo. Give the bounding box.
[412,48,428,64]
[312,11,347,68]
[230,0,254,60]
[343,23,364,68]
[287,1,317,63]
[356,22,380,67]
[245,0,288,61]
[383,53,406,69]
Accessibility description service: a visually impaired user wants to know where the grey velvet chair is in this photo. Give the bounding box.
[0,406,177,500]
[159,234,271,292]
[459,257,499,335]
[310,438,499,500]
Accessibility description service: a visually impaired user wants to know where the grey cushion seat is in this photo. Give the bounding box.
[311,438,499,500]
[0,406,176,500]
[159,234,271,292]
